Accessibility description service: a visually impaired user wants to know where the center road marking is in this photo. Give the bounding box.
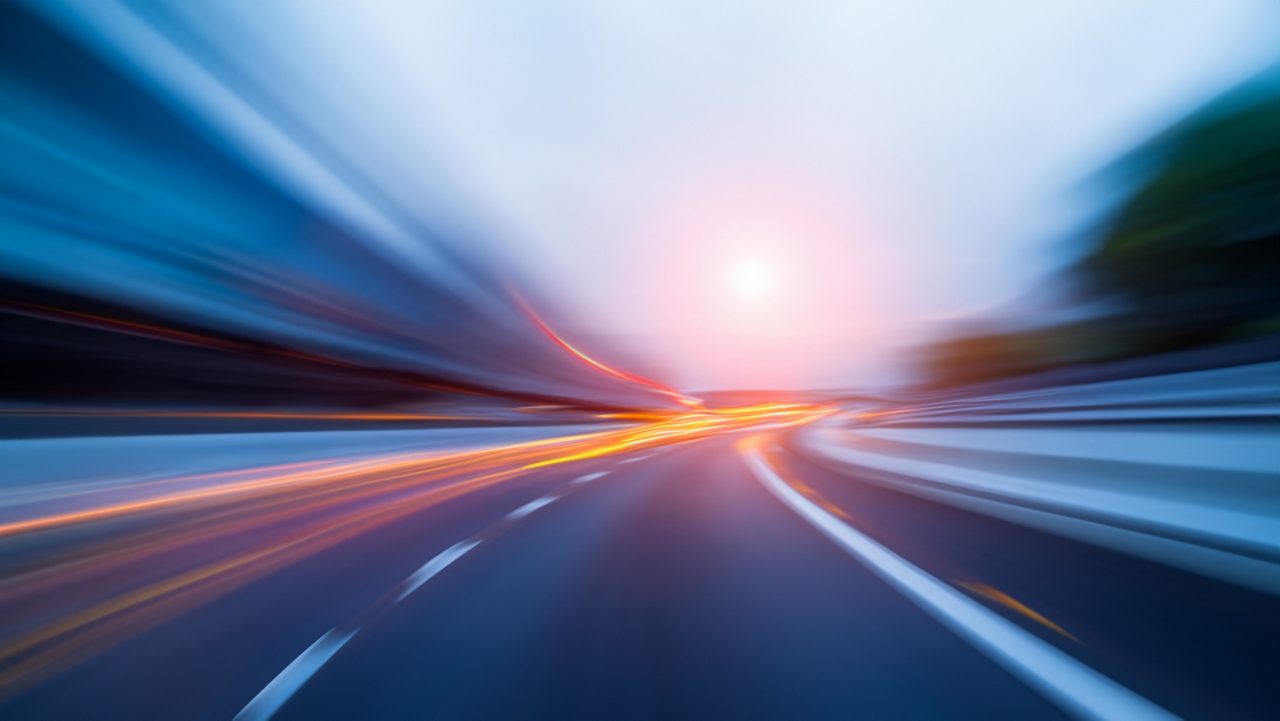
[617,456,644,464]
[236,483,574,719]
[743,447,1176,721]
[395,539,482,603]
[234,627,359,721]
[504,495,558,521]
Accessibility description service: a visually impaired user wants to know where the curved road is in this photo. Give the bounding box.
[0,418,1275,720]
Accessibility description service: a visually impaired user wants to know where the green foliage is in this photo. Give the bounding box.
[1080,73,1280,330]
[921,68,1280,387]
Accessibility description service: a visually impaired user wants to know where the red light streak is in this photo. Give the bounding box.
[516,297,702,408]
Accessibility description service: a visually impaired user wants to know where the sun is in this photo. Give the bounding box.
[728,257,774,300]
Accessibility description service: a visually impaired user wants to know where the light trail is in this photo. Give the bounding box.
[0,403,830,695]
[515,296,703,409]
[0,409,479,422]
[0,432,598,538]
[958,582,1078,642]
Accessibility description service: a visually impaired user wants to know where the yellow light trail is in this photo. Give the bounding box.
[957,582,1079,642]
[0,403,831,695]
[740,447,1079,644]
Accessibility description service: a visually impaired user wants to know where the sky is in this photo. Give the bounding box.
[36,0,1280,391]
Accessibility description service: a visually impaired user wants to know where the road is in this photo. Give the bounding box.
[0,400,1275,720]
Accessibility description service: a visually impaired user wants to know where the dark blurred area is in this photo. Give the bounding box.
[918,66,1280,389]
[0,277,618,413]
[0,4,668,415]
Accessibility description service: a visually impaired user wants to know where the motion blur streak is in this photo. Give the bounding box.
[0,409,477,421]
[958,583,1079,642]
[518,296,703,409]
[1,404,826,539]
[0,405,827,694]
[2,2,1279,720]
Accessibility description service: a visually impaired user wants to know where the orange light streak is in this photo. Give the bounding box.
[957,582,1078,641]
[0,403,832,694]
[0,409,476,421]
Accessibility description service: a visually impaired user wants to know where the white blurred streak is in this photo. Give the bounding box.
[26,0,1280,389]
[30,0,487,302]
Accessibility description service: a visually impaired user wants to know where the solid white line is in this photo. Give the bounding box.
[504,495,557,521]
[572,471,610,484]
[234,627,358,721]
[396,539,482,603]
[744,450,1177,721]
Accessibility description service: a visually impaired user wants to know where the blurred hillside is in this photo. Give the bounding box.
[919,66,1280,388]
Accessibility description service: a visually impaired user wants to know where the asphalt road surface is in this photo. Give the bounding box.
[0,411,1275,720]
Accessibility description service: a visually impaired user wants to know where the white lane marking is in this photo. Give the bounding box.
[744,450,1176,721]
[235,627,358,721]
[572,471,610,484]
[505,495,557,521]
[237,488,563,719]
[396,539,482,603]
[618,455,650,464]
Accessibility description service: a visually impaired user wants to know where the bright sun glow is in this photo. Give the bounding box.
[729,258,773,299]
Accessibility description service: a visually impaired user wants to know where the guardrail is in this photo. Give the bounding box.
[795,362,1280,595]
